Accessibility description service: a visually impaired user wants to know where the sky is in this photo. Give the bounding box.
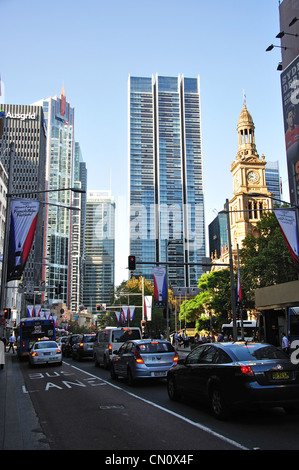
[0,0,289,285]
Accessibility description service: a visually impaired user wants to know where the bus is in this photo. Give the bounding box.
[221,320,257,342]
[17,317,56,358]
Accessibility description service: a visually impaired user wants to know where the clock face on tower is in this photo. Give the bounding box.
[247,171,259,183]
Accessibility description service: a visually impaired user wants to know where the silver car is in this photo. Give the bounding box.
[110,339,179,385]
[29,340,62,367]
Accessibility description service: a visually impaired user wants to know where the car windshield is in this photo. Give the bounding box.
[231,344,288,361]
[83,335,96,343]
[34,342,58,349]
[137,342,175,354]
[112,329,141,342]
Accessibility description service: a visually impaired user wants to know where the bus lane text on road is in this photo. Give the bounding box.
[22,367,107,393]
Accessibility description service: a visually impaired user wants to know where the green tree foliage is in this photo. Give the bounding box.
[112,276,176,336]
[179,270,231,332]
[179,210,299,332]
[240,210,298,305]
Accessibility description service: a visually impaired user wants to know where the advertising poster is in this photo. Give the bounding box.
[153,267,167,307]
[281,55,299,206]
[7,198,40,282]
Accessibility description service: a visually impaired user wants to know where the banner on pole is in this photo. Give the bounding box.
[115,311,122,325]
[129,306,135,322]
[27,305,34,318]
[274,208,299,269]
[7,198,40,282]
[122,307,128,323]
[144,296,152,321]
[153,267,167,307]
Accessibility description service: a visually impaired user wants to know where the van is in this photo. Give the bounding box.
[93,327,142,369]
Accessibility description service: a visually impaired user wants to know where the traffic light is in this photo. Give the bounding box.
[128,255,136,270]
[4,308,11,320]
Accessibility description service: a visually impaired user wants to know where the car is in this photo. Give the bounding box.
[62,334,80,357]
[29,340,62,367]
[57,336,68,349]
[93,327,142,369]
[110,339,179,385]
[166,342,299,420]
[72,334,96,360]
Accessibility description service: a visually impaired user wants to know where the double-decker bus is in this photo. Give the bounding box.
[17,317,56,358]
[221,320,257,342]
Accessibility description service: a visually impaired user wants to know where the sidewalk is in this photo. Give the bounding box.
[0,351,50,450]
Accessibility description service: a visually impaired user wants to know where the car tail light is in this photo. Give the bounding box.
[108,344,112,355]
[31,352,38,357]
[134,347,144,364]
[79,343,84,348]
[240,365,254,376]
[173,353,179,362]
[57,349,61,354]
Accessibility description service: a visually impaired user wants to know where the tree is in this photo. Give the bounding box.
[112,276,176,336]
[240,210,299,305]
[179,270,231,332]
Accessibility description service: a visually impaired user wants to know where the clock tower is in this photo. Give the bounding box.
[229,98,273,254]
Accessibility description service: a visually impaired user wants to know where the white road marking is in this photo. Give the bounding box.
[64,361,248,450]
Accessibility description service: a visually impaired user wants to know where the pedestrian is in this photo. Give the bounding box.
[217,332,224,342]
[7,334,15,354]
[282,332,290,354]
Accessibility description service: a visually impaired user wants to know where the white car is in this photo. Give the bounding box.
[29,340,62,367]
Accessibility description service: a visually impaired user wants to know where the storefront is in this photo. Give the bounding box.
[255,280,299,347]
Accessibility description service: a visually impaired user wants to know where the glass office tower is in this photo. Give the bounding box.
[34,88,74,305]
[265,161,281,203]
[83,191,115,314]
[129,74,205,287]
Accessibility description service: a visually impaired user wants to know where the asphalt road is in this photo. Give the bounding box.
[18,355,299,451]
[19,359,244,451]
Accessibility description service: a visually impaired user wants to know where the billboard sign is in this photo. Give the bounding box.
[281,54,299,206]
[7,198,40,282]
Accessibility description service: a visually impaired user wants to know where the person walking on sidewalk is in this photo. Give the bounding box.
[7,334,15,354]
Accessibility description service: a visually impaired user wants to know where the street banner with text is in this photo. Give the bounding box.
[7,198,40,282]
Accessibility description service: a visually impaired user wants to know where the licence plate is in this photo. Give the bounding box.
[272,371,290,380]
[152,371,167,377]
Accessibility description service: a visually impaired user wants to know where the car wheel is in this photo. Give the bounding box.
[209,385,230,420]
[110,365,118,380]
[127,368,135,386]
[167,376,181,401]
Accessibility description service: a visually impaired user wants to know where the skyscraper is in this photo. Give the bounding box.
[128,74,205,287]
[33,87,75,305]
[265,161,281,203]
[83,191,115,314]
[0,104,46,297]
[70,142,87,312]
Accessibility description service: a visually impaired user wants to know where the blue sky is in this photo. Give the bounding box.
[0,0,287,284]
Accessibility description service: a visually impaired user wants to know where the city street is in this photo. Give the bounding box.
[16,354,299,451]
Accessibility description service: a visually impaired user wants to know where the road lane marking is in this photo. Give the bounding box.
[64,361,248,450]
